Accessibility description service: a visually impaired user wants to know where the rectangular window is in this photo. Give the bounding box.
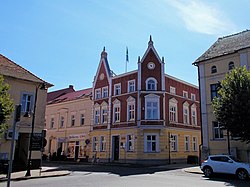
[184,136,190,151]
[183,108,188,124]
[127,134,134,151]
[191,93,196,101]
[183,91,188,98]
[170,135,178,151]
[114,106,120,122]
[50,118,54,129]
[146,101,158,119]
[114,84,121,96]
[192,137,198,151]
[191,109,197,126]
[95,89,101,99]
[21,93,33,112]
[210,84,219,101]
[60,116,64,128]
[80,114,85,125]
[170,86,176,95]
[128,103,135,121]
[93,137,98,151]
[169,105,177,122]
[71,115,75,126]
[100,136,106,151]
[213,121,224,139]
[102,87,108,98]
[94,109,100,124]
[128,80,135,93]
[102,108,108,123]
[146,135,157,152]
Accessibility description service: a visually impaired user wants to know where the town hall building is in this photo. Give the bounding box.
[91,37,201,164]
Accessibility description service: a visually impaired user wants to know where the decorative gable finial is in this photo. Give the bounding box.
[138,56,141,64]
[101,46,107,58]
[148,35,154,46]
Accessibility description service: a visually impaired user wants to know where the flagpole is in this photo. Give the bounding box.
[125,46,129,73]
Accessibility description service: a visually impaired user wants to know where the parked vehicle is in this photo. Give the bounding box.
[201,155,250,180]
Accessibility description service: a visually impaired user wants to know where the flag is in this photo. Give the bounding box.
[126,46,129,63]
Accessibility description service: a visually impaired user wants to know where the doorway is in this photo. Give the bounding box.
[112,136,120,161]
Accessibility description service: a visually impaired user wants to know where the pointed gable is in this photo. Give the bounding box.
[93,47,112,89]
[139,36,165,91]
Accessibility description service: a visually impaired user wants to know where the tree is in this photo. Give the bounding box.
[0,75,14,137]
[212,66,250,143]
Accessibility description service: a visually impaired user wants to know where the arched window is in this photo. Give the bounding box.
[146,77,157,91]
[228,61,234,70]
[211,66,217,74]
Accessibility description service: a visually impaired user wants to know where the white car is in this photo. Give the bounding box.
[200,155,250,180]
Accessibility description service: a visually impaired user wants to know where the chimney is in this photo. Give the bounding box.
[69,85,74,89]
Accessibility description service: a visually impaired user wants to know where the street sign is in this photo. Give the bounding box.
[31,133,42,151]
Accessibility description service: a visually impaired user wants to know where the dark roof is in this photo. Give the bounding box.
[47,88,92,104]
[0,54,53,87]
[47,85,75,102]
[194,30,250,64]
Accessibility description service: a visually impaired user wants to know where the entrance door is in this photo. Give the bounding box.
[113,136,119,161]
[74,146,79,160]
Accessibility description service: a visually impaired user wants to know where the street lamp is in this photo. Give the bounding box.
[25,83,46,177]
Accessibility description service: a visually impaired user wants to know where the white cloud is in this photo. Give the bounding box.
[167,0,236,35]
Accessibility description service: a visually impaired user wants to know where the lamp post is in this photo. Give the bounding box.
[25,83,46,177]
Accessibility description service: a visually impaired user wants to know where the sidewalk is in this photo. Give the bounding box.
[0,167,71,182]
[183,166,203,174]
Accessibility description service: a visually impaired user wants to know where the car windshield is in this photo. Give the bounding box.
[229,156,241,162]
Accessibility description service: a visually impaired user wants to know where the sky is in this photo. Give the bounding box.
[0,0,249,92]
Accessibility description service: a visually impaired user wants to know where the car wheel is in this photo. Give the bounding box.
[203,166,213,178]
[237,169,248,180]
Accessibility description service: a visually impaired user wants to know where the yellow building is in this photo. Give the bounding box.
[45,86,92,161]
[193,30,250,162]
[0,54,52,170]
[90,38,201,164]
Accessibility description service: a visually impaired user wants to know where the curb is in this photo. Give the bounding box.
[0,172,71,183]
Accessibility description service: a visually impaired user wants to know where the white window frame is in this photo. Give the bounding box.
[183,102,189,125]
[100,136,106,152]
[21,92,34,113]
[128,80,135,93]
[113,100,121,123]
[145,94,160,120]
[146,77,157,91]
[191,93,196,101]
[94,105,100,125]
[183,91,188,98]
[126,134,134,152]
[60,116,64,128]
[101,102,108,124]
[192,136,198,151]
[80,113,85,126]
[102,86,108,98]
[144,133,159,152]
[184,135,190,151]
[169,98,178,122]
[50,117,54,129]
[191,104,197,126]
[95,88,101,100]
[213,121,224,139]
[170,86,176,95]
[93,137,98,152]
[114,83,121,96]
[170,134,178,152]
[127,97,135,121]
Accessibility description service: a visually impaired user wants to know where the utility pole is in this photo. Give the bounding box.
[7,105,21,187]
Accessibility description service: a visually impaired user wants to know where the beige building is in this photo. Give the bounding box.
[45,86,92,161]
[193,30,250,162]
[0,54,52,170]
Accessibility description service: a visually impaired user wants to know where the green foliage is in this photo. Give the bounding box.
[0,75,14,136]
[212,66,250,143]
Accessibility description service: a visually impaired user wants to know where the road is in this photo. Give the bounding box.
[1,164,250,187]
